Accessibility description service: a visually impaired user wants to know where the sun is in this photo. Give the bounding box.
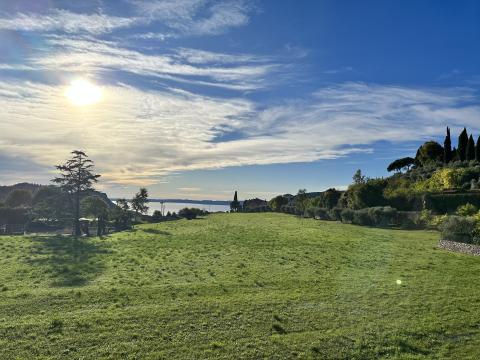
[65,79,103,106]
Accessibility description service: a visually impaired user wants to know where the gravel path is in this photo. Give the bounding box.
[438,240,480,256]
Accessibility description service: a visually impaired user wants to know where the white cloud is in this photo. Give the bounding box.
[132,0,252,37]
[27,37,277,90]
[0,0,253,38]
[1,81,479,188]
[175,47,269,64]
[0,9,137,34]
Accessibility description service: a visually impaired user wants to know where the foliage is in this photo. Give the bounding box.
[116,198,130,212]
[455,203,478,217]
[340,207,397,227]
[444,126,452,163]
[0,207,29,226]
[352,208,373,226]
[457,127,468,161]
[52,150,100,236]
[476,136,480,162]
[178,207,208,220]
[313,207,330,220]
[387,157,415,172]
[346,178,388,209]
[440,215,476,243]
[425,192,480,214]
[31,186,72,225]
[467,135,476,161]
[5,189,32,208]
[295,189,308,214]
[81,196,108,218]
[352,169,367,184]
[230,191,240,212]
[242,198,269,212]
[268,195,289,212]
[109,206,132,231]
[329,207,343,221]
[321,188,342,209]
[151,210,163,222]
[414,141,444,166]
[80,196,109,236]
[340,208,354,223]
[131,188,149,218]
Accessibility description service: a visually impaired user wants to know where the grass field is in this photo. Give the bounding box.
[1,213,480,359]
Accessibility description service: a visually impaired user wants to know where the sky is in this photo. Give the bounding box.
[0,0,479,200]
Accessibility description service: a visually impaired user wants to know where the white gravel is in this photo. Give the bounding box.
[438,240,480,256]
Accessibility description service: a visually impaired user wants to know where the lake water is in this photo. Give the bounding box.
[144,202,230,215]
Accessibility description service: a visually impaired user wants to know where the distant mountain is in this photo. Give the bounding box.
[0,183,43,202]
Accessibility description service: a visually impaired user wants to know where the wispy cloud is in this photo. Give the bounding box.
[25,37,278,91]
[131,0,253,37]
[1,81,479,187]
[0,0,254,38]
[0,9,137,34]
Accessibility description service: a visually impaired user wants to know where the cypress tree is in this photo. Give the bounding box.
[451,146,458,162]
[467,135,475,161]
[230,191,240,212]
[476,136,480,162]
[443,127,452,163]
[458,127,468,161]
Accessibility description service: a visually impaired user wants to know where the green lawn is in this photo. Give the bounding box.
[1,213,479,359]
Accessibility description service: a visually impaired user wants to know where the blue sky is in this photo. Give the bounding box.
[0,0,479,200]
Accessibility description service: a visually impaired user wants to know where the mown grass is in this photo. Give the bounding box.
[0,213,479,359]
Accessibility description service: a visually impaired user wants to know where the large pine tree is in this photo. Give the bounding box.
[458,127,469,161]
[443,126,452,163]
[467,134,476,161]
[52,150,100,236]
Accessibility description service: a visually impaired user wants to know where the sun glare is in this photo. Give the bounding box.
[65,79,103,106]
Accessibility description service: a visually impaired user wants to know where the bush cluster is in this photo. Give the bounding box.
[440,216,479,244]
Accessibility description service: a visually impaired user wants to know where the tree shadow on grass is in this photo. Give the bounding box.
[26,235,111,287]
[141,228,172,236]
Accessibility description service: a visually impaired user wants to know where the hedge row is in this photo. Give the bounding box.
[424,192,480,214]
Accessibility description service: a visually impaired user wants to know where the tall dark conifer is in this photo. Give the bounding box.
[458,127,469,161]
[451,147,458,162]
[230,191,240,212]
[443,127,452,163]
[467,135,476,161]
[476,136,480,162]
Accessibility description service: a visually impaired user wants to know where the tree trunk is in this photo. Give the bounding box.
[74,189,81,236]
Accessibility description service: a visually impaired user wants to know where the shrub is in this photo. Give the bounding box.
[396,212,418,229]
[455,203,478,217]
[304,207,316,218]
[440,216,476,243]
[429,214,448,228]
[340,209,354,223]
[346,178,388,209]
[314,208,331,220]
[178,208,208,220]
[352,209,373,226]
[151,210,163,222]
[329,207,343,221]
[368,206,397,227]
[341,207,398,227]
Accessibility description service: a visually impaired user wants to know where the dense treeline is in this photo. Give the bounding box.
[257,127,480,244]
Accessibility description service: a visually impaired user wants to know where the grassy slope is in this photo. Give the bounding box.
[0,213,479,359]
